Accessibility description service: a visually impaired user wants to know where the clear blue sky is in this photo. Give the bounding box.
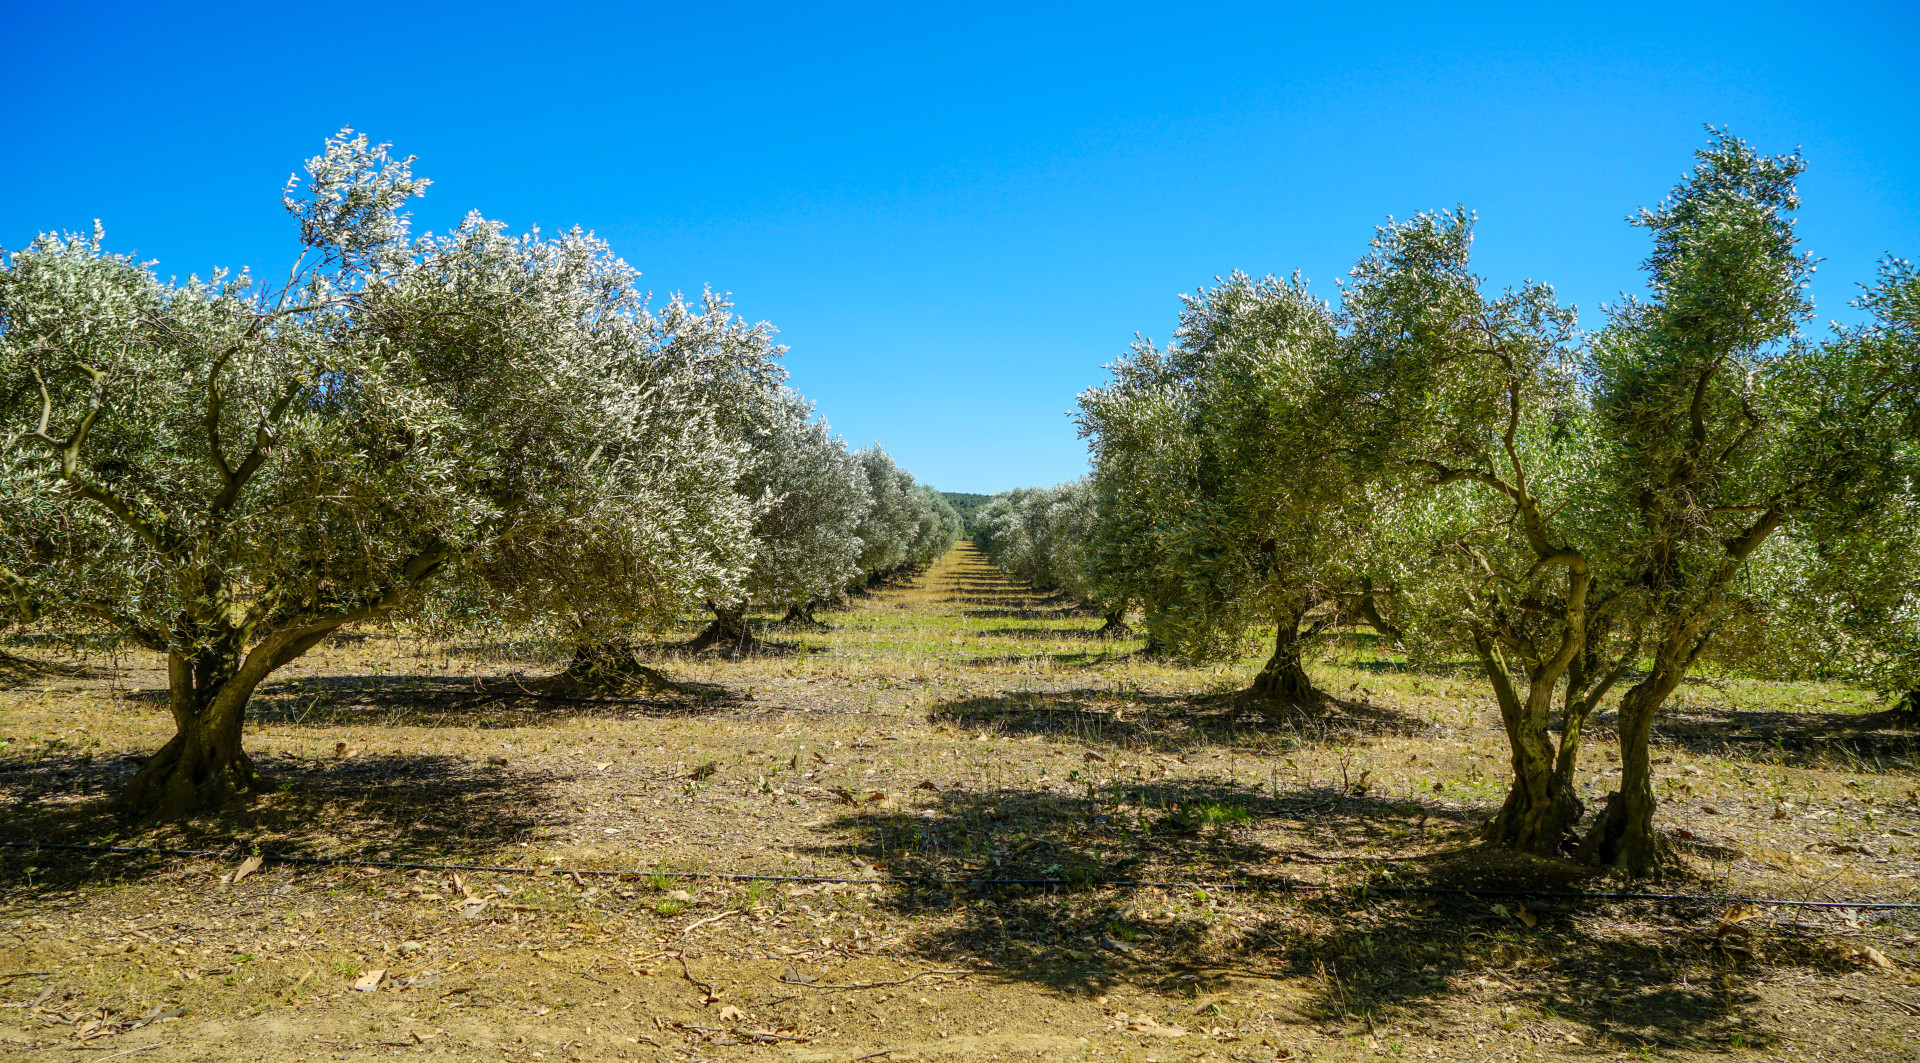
[4,2,1915,494]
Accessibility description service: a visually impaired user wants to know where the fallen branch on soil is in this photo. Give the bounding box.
[677,952,718,1004]
[83,1043,172,1061]
[680,909,740,935]
[775,968,973,990]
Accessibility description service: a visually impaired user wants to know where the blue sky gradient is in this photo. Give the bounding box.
[4,2,1915,492]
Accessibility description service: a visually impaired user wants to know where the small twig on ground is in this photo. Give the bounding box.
[87,1043,173,1062]
[854,1050,897,1061]
[678,952,717,1003]
[746,1030,814,1043]
[681,909,740,936]
[777,969,972,990]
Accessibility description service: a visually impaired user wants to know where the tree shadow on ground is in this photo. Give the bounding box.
[953,651,1131,669]
[929,688,1436,753]
[0,648,94,688]
[803,778,1886,1054]
[840,778,1488,885]
[960,607,1093,620]
[110,672,751,732]
[974,627,1132,641]
[1590,702,1920,773]
[0,747,575,903]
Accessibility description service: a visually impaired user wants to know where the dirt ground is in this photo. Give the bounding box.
[2,543,1917,1062]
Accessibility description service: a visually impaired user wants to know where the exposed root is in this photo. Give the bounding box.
[1246,661,1323,708]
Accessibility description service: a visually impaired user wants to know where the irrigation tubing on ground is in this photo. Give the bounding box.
[5,839,1918,912]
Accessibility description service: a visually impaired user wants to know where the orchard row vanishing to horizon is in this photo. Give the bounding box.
[3,127,1916,884]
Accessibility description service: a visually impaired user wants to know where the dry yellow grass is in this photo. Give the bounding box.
[0,542,1916,1061]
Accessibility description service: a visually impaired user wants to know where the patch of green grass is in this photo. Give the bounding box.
[1189,801,1250,829]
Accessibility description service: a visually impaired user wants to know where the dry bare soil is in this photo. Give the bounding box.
[2,543,1918,1062]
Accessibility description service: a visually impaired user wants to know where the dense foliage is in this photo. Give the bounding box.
[979,130,1920,875]
[0,131,958,816]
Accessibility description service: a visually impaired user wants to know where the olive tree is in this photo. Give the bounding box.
[1565,132,1917,872]
[1073,341,1200,657]
[0,131,756,817]
[1077,273,1375,698]
[687,389,870,650]
[453,283,781,694]
[904,484,966,570]
[974,481,1129,633]
[974,486,1066,588]
[1342,210,1646,854]
[1345,133,1915,871]
[851,446,921,583]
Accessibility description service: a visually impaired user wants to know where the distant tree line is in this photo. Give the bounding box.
[940,492,993,536]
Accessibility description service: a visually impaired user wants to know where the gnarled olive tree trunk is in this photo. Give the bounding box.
[1249,602,1326,703]
[780,602,831,630]
[1250,615,1314,702]
[118,622,334,819]
[1473,633,1583,856]
[684,602,759,654]
[1580,653,1688,875]
[1353,577,1402,643]
[116,547,452,820]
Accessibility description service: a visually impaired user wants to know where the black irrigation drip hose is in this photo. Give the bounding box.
[5,839,1919,911]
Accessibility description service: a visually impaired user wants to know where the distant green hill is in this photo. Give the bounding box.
[940,492,994,535]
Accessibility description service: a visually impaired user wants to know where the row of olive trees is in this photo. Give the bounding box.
[0,130,959,818]
[987,130,1920,876]
[973,482,1128,634]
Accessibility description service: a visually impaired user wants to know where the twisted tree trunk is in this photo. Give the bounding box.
[1249,607,1316,703]
[684,603,760,655]
[1354,578,1402,642]
[1580,664,1683,875]
[118,620,332,819]
[542,638,685,696]
[780,603,830,630]
[1095,610,1132,638]
[1474,632,1585,856]
[118,640,262,819]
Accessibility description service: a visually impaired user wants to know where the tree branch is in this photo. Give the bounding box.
[212,376,306,515]
[29,365,175,553]
[204,350,237,491]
